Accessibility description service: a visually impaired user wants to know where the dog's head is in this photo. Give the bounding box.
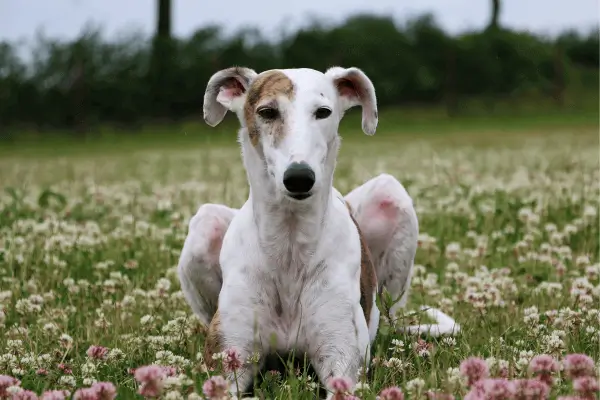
[203,67,378,202]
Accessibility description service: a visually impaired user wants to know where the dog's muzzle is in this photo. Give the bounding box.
[283,162,315,200]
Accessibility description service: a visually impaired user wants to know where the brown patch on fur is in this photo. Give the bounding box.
[243,70,295,146]
[203,309,223,369]
[345,201,377,327]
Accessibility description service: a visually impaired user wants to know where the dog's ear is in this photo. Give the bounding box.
[203,67,258,127]
[325,66,378,135]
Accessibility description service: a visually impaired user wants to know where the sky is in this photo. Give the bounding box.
[1,0,598,46]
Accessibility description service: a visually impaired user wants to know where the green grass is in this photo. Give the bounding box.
[0,111,599,399]
[1,100,598,157]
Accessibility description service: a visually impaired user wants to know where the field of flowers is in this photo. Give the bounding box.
[0,129,598,399]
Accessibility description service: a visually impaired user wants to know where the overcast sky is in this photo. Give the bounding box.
[1,0,598,45]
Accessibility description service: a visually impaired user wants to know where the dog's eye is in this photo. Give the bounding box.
[314,107,332,120]
[257,107,279,120]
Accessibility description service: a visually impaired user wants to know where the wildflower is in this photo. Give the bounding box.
[223,347,243,372]
[134,365,170,397]
[384,357,406,371]
[460,357,489,387]
[107,348,125,361]
[389,339,405,353]
[91,382,117,400]
[446,367,464,390]
[0,375,21,397]
[426,391,455,400]
[86,345,109,360]
[40,390,70,400]
[441,337,456,347]
[405,378,426,396]
[57,364,72,375]
[528,354,558,386]
[354,382,370,393]
[563,354,596,380]
[58,376,76,388]
[414,338,433,357]
[466,378,515,400]
[512,379,550,400]
[572,376,599,397]
[445,242,461,259]
[202,376,229,399]
[327,376,353,398]
[58,334,73,349]
[379,386,404,400]
[12,390,39,400]
[73,388,97,400]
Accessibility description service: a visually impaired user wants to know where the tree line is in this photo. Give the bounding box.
[0,13,598,131]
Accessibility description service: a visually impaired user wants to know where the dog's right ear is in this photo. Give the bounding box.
[203,67,258,127]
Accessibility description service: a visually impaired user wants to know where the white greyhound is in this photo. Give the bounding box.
[177,66,460,398]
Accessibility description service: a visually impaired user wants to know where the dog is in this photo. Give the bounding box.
[177,66,460,398]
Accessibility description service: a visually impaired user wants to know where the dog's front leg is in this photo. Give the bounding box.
[226,353,260,398]
[306,309,369,399]
[217,286,266,397]
[205,309,264,397]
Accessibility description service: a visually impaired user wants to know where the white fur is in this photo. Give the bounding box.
[178,66,459,398]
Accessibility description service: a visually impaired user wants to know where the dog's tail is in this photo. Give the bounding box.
[396,306,460,337]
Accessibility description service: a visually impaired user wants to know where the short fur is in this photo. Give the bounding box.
[345,200,377,328]
[244,70,295,146]
[203,310,222,370]
[179,66,460,399]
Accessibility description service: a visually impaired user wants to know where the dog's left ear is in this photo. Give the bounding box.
[203,67,258,127]
[325,66,378,135]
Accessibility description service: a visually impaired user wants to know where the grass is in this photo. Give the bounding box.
[0,109,599,399]
[0,99,598,157]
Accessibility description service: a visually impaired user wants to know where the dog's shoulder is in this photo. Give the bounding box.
[343,200,378,327]
[218,200,259,266]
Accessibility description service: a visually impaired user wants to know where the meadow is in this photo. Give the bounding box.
[0,108,599,399]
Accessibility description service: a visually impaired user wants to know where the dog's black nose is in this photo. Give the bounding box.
[283,162,315,194]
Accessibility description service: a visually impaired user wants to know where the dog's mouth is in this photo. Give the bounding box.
[287,192,312,201]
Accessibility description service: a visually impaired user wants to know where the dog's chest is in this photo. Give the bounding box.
[259,249,327,351]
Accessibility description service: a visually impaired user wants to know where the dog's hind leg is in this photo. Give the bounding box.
[344,174,460,336]
[344,173,417,314]
[177,204,238,326]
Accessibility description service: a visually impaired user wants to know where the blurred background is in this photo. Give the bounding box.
[0,0,598,147]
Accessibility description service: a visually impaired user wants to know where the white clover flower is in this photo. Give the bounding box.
[383,357,406,370]
[446,367,464,389]
[389,339,405,354]
[164,391,184,400]
[445,242,461,259]
[59,375,77,388]
[6,385,22,395]
[405,378,426,395]
[59,334,74,348]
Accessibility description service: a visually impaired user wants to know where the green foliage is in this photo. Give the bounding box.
[0,14,598,130]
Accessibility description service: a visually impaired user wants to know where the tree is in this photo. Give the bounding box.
[156,0,171,40]
[487,0,501,31]
[148,0,175,117]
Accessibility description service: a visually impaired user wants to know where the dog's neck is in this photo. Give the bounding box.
[239,131,340,265]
